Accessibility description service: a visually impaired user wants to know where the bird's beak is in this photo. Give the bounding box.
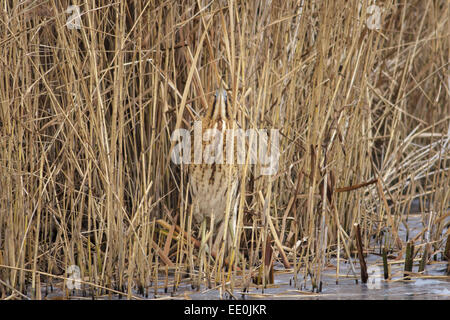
[217,87,227,115]
[210,86,229,120]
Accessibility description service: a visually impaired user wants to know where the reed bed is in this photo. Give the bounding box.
[0,0,448,299]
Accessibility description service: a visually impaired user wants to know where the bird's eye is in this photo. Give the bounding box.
[214,88,227,103]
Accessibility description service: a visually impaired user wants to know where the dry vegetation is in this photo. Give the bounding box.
[0,0,449,299]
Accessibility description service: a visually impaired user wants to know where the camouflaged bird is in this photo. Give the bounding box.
[188,85,239,230]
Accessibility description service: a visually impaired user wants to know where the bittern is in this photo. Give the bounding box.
[188,85,240,252]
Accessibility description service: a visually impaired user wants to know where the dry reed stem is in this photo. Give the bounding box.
[0,0,448,298]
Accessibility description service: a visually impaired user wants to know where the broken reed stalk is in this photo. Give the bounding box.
[418,243,428,273]
[151,240,174,267]
[354,223,368,284]
[264,234,274,285]
[404,241,415,280]
[382,247,390,280]
[334,178,378,193]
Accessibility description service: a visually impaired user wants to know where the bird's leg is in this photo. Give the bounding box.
[228,196,238,244]
[213,220,225,257]
[196,217,207,289]
[199,217,207,255]
[198,215,218,288]
[200,218,214,254]
[213,218,235,265]
[225,197,239,264]
[205,213,215,259]
[205,210,215,247]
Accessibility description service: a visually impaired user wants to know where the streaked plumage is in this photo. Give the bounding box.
[189,86,239,228]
